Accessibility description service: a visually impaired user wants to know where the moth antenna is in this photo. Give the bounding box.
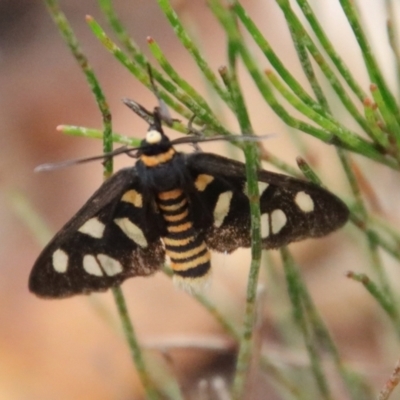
[146,63,174,128]
[122,97,178,130]
[122,98,155,125]
[34,146,138,172]
[170,134,275,147]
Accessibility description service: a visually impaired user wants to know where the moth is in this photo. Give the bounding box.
[30,103,349,298]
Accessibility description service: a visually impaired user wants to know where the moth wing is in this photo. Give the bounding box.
[29,167,165,298]
[185,152,349,252]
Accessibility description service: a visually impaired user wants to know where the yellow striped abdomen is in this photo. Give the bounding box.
[157,189,210,287]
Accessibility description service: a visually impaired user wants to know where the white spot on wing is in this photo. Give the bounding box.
[295,191,314,213]
[260,213,270,238]
[213,191,233,228]
[114,218,148,248]
[271,209,287,234]
[78,218,105,239]
[52,249,69,273]
[258,182,269,195]
[98,254,123,276]
[83,255,103,276]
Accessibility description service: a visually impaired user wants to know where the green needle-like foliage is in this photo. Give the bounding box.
[17,0,400,399]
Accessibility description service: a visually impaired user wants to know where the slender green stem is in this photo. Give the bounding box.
[296,157,323,185]
[351,216,400,263]
[337,151,400,334]
[286,14,330,111]
[209,7,263,396]
[40,1,400,398]
[163,266,303,398]
[147,37,213,115]
[347,272,399,322]
[287,248,374,400]
[44,0,112,165]
[156,0,233,107]
[111,288,160,400]
[8,191,53,247]
[211,1,334,143]
[369,83,400,158]
[298,150,400,340]
[294,156,381,398]
[230,0,326,115]
[294,0,367,102]
[99,0,226,138]
[276,0,374,138]
[44,2,160,398]
[213,0,398,168]
[339,0,400,128]
[87,16,231,136]
[291,241,372,399]
[281,247,333,400]
[377,355,400,400]
[58,125,141,146]
[363,99,389,148]
[260,147,302,177]
[86,17,190,118]
[147,36,222,130]
[385,0,400,99]
[265,70,394,167]
[372,216,400,248]
[303,292,372,399]
[98,0,146,62]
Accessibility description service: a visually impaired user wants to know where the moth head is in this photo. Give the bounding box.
[139,123,173,157]
[138,99,174,153]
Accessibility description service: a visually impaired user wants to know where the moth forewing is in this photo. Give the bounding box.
[29,167,165,298]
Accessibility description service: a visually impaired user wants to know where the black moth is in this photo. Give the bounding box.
[30,106,349,298]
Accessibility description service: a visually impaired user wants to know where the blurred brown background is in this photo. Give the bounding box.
[1,0,400,399]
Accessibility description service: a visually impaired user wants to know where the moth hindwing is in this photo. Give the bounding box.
[30,117,349,298]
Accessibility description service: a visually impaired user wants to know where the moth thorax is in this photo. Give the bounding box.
[146,129,162,144]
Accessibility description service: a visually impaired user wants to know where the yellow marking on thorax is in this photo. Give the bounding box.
[167,221,192,233]
[170,251,210,271]
[163,209,189,222]
[158,189,183,201]
[141,148,175,167]
[166,242,207,260]
[121,190,143,207]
